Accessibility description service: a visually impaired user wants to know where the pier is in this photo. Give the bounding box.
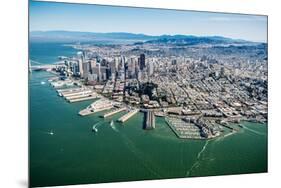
[118,109,139,123]
[62,90,92,97]
[78,99,114,116]
[102,107,127,118]
[144,110,155,130]
[68,95,98,103]
[57,87,83,93]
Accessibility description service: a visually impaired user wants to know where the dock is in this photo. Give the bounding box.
[144,110,155,130]
[57,87,83,93]
[118,109,139,123]
[79,105,113,116]
[165,117,204,139]
[62,90,92,97]
[78,99,114,116]
[68,95,98,103]
[102,107,127,118]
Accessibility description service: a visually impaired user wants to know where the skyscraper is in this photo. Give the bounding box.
[139,54,145,70]
[148,61,154,76]
[77,52,84,78]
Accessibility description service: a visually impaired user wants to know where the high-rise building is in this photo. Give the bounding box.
[72,62,79,76]
[148,61,154,76]
[77,52,84,77]
[139,54,145,70]
[114,57,119,71]
[82,62,90,79]
[89,59,97,74]
[97,63,101,81]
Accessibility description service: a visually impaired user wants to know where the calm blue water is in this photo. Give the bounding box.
[29,42,77,65]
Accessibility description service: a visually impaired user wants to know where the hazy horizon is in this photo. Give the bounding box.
[30,1,267,43]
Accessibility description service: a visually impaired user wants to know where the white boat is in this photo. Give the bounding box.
[41,81,46,85]
[50,131,54,135]
[110,120,114,126]
[92,126,98,133]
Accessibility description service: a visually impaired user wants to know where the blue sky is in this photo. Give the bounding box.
[29,1,267,42]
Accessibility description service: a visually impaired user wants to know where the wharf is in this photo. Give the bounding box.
[102,107,127,118]
[62,90,92,97]
[144,110,155,130]
[79,106,113,116]
[78,99,114,116]
[118,109,139,123]
[68,95,98,103]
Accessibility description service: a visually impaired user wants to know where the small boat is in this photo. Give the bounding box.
[110,120,114,126]
[50,131,54,135]
[92,126,98,133]
[41,81,46,85]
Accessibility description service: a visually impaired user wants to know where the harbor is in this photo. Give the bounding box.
[165,117,204,139]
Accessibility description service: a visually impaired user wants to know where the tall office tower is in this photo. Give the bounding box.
[82,50,87,59]
[77,52,84,77]
[114,57,119,72]
[89,59,97,74]
[128,57,136,78]
[72,62,79,76]
[106,68,111,80]
[82,62,90,79]
[139,54,145,70]
[148,61,154,76]
[97,63,101,82]
[110,60,116,75]
[121,56,126,68]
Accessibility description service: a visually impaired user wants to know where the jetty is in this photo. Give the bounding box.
[68,95,98,103]
[118,109,139,123]
[79,99,114,116]
[62,90,92,97]
[102,107,127,118]
[144,110,155,130]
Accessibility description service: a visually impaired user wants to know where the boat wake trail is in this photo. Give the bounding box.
[119,132,162,178]
[110,122,119,132]
[242,126,266,136]
[185,140,210,177]
[39,131,54,135]
[197,140,209,159]
[93,121,103,128]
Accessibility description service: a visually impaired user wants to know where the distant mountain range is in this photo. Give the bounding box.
[30,31,262,45]
[30,31,157,43]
